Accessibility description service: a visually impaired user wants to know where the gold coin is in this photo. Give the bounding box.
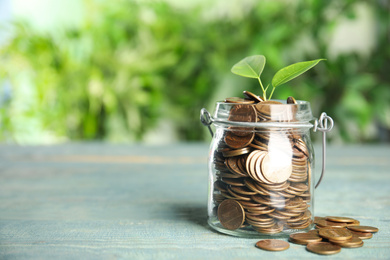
[349,230,373,239]
[306,242,341,255]
[261,153,292,184]
[347,225,379,233]
[225,97,255,104]
[217,199,245,230]
[243,90,264,103]
[325,216,357,223]
[255,239,290,251]
[289,232,322,245]
[319,228,352,241]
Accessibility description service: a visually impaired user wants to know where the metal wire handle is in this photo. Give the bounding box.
[200,108,334,189]
[313,112,334,188]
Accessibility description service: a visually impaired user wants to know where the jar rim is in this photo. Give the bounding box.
[211,99,315,128]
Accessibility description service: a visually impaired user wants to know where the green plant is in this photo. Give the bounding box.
[231,55,324,100]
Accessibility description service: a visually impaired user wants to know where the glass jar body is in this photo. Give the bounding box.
[207,102,315,238]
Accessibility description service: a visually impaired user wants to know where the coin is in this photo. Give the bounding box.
[225,131,255,149]
[347,225,379,233]
[217,199,245,230]
[329,235,363,247]
[349,230,373,239]
[326,216,356,223]
[261,153,292,184]
[225,97,255,104]
[243,90,264,103]
[289,232,322,245]
[222,147,252,157]
[287,96,297,104]
[255,239,290,251]
[316,219,347,228]
[306,242,341,255]
[228,104,257,123]
[319,228,352,241]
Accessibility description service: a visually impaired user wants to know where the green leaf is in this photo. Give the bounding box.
[271,59,325,88]
[231,55,266,79]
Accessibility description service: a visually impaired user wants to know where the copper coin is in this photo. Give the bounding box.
[316,219,347,228]
[217,199,245,230]
[255,239,289,251]
[228,104,257,123]
[261,153,292,184]
[243,90,264,103]
[287,96,297,104]
[225,97,255,104]
[222,147,252,157]
[306,242,341,255]
[225,131,255,149]
[325,216,357,223]
[289,232,322,245]
[349,230,373,239]
[329,235,363,247]
[346,219,361,226]
[226,157,246,176]
[347,225,379,233]
[255,100,283,116]
[319,228,352,241]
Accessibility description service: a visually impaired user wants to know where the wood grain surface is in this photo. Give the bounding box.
[0,143,389,259]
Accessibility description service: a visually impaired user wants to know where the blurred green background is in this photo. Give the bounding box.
[0,0,389,144]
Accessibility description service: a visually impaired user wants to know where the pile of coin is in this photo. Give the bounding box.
[213,91,312,234]
[288,216,378,255]
[253,216,378,255]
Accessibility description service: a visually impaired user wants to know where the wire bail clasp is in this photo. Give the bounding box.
[313,112,334,188]
[200,108,214,137]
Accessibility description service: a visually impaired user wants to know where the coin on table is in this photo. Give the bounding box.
[325,216,357,223]
[347,225,379,233]
[289,232,322,245]
[349,230,373,239]
[306,242,341,255]
[316,219,347,228]
[243,90,264,103]
[329,235,363,248]
[319,228,352,241]
[255,239,290,251]
[217,199,245,230]
[225,97,255,104]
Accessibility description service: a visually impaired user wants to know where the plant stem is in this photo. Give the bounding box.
[257,77,267,100]
[268,86,276,100]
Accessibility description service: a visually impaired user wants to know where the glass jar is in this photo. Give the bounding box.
[200,100,333,238]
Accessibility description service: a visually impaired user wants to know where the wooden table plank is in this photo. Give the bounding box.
[0,144,389,259]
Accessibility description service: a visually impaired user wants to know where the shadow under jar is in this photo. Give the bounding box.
[201,100,333,238]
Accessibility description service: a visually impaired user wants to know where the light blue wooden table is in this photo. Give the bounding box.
[0,143,389,259]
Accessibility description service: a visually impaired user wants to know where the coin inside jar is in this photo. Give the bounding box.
[217,199,245,230]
